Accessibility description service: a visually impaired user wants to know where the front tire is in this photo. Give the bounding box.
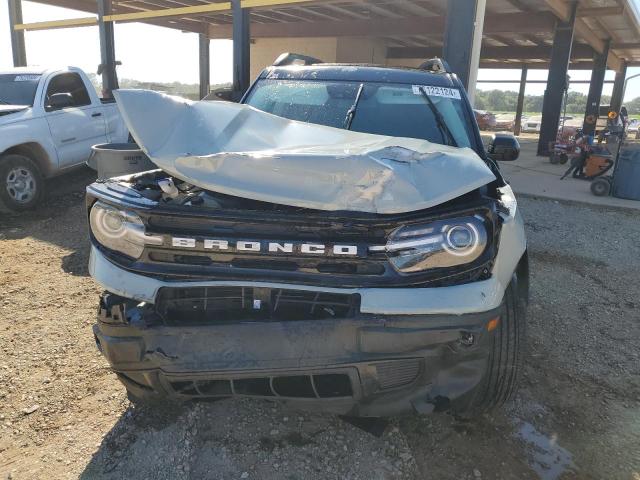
[0,154,44,211]
[457,279,526,417]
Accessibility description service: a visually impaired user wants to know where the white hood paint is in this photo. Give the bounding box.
[114,89,496,214]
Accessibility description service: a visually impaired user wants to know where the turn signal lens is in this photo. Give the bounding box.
[486,317,500,332]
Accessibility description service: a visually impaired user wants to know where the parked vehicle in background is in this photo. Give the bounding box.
[521,115,541,133]
[627,118,640,139]
[88,56,528,418]
[494,113,514,132]
[0,67,128,211]
[474,109,497,130]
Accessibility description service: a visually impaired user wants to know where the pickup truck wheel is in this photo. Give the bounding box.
[456,279,526,418]
[0,154,44,211]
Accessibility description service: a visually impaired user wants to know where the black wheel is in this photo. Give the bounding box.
[0,154,44,211]
[590,177,611,197]
[456,279,526,417]
[558,153,569,165]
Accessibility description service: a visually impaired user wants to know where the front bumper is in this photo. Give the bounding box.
[94,294,503,417]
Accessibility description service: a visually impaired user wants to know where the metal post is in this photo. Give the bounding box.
[610,63,627,114]
[232,0,250,101]
[443,0,486,103]
[514,66,528,136]
[537,3,577,156]
[199,33,210,100]
[97,0,118,98]
[582,40,610,136]
[8,0,27,67]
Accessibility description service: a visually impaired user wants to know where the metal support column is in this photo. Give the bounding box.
[232,0,250,101]
[443,0,486,104]
[610,63,627,114]
[8,0,27,67]
[514,66,528,136]
[537,3,577,156]
[199,33,210,100]
[582,40,609,136]
[97,0,118,98]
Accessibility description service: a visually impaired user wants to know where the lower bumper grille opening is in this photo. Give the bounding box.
[197,379,232,396]
[314,374,353,398]
[234,377,274,396]
[167,373,353,399]
[156,286,360,325]
[272,375,316,398]
[373,359,422,390]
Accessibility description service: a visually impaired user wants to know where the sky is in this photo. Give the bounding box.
[1,0,640,99]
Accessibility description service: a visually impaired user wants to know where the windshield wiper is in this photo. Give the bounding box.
[418,87,458,147]
[343,83,365,130]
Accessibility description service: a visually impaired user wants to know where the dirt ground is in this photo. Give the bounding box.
[0,167,639,480]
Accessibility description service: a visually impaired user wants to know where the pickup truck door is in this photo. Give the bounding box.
[43,72,108,168]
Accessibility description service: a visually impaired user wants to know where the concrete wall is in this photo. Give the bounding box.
[335,37,388,64]
[250,37,338,80]
[386,58,423,68]
[249,37,390,80]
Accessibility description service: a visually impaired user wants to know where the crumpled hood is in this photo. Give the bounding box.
[114,89,496,214]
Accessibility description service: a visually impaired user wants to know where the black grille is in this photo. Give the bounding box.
[155,286,360,324]
[168,373,353,399]
[373,359,422,390]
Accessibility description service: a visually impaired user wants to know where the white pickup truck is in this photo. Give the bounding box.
[0,66,128,210]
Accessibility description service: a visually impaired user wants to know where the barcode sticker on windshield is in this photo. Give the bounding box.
[412,85,461,99]
[14,75,40,82]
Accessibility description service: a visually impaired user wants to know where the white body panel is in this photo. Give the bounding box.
[0,67,127,176]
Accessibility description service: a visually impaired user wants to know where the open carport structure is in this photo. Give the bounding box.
[7,0,640,155]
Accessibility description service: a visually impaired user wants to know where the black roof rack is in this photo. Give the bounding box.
[418,58,451,74]
[272,52,323,67]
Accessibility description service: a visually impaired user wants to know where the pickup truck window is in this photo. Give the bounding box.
[0,74,41,106]
[245,79,474,148]
[45,73,91,110]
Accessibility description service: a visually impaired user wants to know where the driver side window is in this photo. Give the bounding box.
[45,73,91,111]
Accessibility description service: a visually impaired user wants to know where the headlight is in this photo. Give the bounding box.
[384,216,488,273]
[89,201,162,259]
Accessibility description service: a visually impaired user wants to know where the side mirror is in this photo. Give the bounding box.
[488,133,520,161]
[46,92,74,111]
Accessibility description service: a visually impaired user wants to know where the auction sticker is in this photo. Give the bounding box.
[14,75,40,82]
[412,85,461,99]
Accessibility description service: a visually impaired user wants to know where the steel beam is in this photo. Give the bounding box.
[199,33,210,100]
[582,40,610,136]
[8,0,27,66]
[232,0,250,100]
[208,12,555,39]
[387,44,594,61]
[442,0,486,103]
[610,63,627,114]
[514,67,528,136]
[97,0,118,98]
[537,3,577,156]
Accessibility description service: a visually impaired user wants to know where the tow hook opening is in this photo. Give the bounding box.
[459,332,476,347]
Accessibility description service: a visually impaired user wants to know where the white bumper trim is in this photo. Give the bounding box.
[89,246,507,315]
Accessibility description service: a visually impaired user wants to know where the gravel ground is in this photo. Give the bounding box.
[0,167,639,480]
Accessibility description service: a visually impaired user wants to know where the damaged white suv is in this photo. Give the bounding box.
[87,57,528,417]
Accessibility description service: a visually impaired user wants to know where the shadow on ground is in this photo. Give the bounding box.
[0,166,96,277]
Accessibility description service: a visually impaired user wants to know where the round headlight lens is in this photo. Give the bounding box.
[89,202,146,259]
[384,215,488,273]
[102,210,125,234]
